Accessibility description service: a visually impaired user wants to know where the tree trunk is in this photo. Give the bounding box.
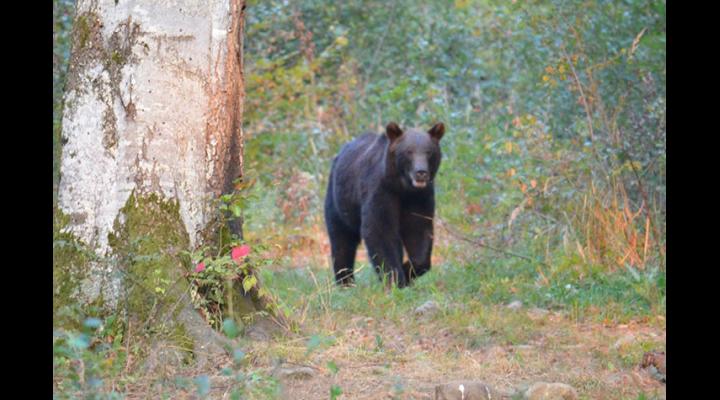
[54,0,254,368]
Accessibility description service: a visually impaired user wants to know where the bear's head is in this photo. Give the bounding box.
[385,122,445,190]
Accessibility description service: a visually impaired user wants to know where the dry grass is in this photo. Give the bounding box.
[115,302,665,399]
[572,181,663,272]
[57,222,664,400]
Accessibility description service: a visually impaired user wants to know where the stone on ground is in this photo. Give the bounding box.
[524,382,578,400]
[434,381,509,400]
[415,300,441,317]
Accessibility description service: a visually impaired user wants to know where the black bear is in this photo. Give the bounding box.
[324,122,445,288]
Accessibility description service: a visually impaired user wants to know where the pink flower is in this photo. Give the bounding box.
[195,262,206,273]
[231,245,250,262]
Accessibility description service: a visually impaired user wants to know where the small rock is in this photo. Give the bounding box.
[510,344,534,351]
[415,300,440,317]
[647,366,666,383]
[527,308,550,320]
[246,325,270,341]
[272,364,316,380]
[525,382,578,400]
[612,333,636,350]
[641,351,666,373]
[435,381,506,400]
[371,366,389,375]
[507,300,523,310]
[514,382,531,394]
[641,351,666,382]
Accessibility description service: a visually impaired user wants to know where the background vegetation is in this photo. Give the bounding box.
[53,0,665,398]
[241,0,665,278]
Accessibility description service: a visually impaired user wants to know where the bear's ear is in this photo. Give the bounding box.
[428,122,445,141]
[386,122,403,142]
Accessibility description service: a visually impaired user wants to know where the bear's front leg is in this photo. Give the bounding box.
[364,232,407,288]
[361,199,408,288]
[400,201,435,282]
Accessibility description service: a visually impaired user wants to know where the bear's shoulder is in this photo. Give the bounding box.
[354,131,383,146]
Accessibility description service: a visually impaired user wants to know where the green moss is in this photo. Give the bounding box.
[110,50,123,65]
[104,19,141,87]
[108,191,191,325]
[76,14,91,49]
[106,191,199,361]
[53,208,93,329]
[65,12,140,120]
[53,105,63,208]
[65,11,105,98]
[227,279,260,322]
[171,324,196,365]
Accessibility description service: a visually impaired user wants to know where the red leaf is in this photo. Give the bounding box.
[232,245,251,262]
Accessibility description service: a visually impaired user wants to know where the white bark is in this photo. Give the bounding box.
[58,0,245,306]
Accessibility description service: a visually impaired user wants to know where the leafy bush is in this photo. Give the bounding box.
[53,314,125,399]
[242,0,665,273]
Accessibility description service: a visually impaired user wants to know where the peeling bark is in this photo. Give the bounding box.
[60,0,246,256]
[56,0,250,365]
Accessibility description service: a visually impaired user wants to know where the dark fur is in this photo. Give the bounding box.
[324,122,445,288]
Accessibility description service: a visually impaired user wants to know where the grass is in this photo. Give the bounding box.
[53,222,666,399]
[53,176,665,399]
[231,227,665,399]
[260,245,665,328]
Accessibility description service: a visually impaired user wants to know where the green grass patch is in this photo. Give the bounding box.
[261,256,665,330]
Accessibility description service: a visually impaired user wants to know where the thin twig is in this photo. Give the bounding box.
[627,155,665,266]
[561,48,594,141]
[411,212,551,267]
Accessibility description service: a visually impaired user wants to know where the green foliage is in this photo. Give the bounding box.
[226,370,281,399]
[326,360,339,375]
[243,0,665,275]
[330,385,343,400]
[53,315,126,399]
[374,334,384,352]
[327,360,342,400]
[222,318,241,339]
[197,347,281,400]
[169,337,281,400]
[194,375,210,397]
[184,241,265,329]
[218,177,258,221]
[264,257,664,326]
[306,333,336,355]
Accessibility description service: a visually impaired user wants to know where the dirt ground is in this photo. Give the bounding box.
[119,225,666,399]
[121,296,665,399]
[252,313,664,399]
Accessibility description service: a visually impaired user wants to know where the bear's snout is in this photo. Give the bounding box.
[411,170,429,188]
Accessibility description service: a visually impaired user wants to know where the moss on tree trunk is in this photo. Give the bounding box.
[107,191,234,368]
[53,0,286,371]
[53,209,92,330]
[108,192,189,324]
